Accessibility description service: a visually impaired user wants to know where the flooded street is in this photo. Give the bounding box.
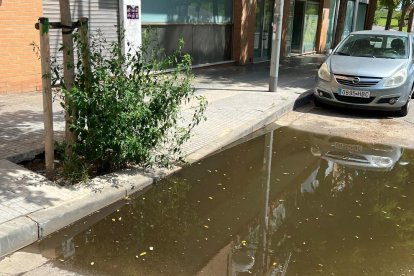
[21,127,414,275]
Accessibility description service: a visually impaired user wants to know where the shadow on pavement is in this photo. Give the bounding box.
[0,110,64,161]
[193,55,326,93]
[306,100,397,120]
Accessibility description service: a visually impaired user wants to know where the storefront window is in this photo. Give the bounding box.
[355,3,367,31]
[142,0,233,24]
[325,0,337,50]
[302,2,319,53]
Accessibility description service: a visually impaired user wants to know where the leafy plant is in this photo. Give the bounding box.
[53,29,207,181]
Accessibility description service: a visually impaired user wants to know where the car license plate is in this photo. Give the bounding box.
[338,89,370,98]
[334,142,363,152]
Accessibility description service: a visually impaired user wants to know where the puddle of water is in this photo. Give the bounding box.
[19,127,414,275]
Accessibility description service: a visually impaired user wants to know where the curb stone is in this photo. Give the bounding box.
[185,90,314,162]
[0,217,38,256]
[27,173,154,239]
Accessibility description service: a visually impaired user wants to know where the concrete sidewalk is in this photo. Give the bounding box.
[0,54,325,257]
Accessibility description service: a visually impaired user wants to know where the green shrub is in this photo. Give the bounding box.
[54,29,207,180]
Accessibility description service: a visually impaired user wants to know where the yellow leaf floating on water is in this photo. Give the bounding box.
[90,262,95,266]
[204,225,209,229]
[208,197,213,200]
[139,252,147,256]
[272,262,277,266]
[241,240,247,246]
[112,218,115,222]
[118,217,122,221]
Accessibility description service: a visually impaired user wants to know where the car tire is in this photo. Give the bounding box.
[314,97,323,107]
[396,90,412,117]
[397,102,409,117]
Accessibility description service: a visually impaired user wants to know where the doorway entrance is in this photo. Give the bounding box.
[291,1,305,53]
[290,0,319,54]
[254,0,274,61]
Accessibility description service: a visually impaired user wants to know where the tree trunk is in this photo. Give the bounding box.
[333,0,348,48]
[385,7,393,30]
[408,8,414,32]
[399,0,409,31]
[58,0,77,155]
[365,0,377,30]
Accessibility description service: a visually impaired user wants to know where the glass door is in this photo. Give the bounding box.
[301,1,319,53]
[254,0,274,61]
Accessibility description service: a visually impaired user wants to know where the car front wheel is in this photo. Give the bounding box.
[396,88,413,117]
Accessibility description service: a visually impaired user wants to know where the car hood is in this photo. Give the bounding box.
[329,56,408,78]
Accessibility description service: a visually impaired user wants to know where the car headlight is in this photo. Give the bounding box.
[371,156,393,168]
[383,68,407,87]
[318,63,331,82]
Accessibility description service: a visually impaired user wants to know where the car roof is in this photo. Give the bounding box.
[351,30,409,37]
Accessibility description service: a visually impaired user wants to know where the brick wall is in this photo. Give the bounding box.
[0,0,42,94]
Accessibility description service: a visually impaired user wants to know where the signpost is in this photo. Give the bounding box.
[119,0,142,54]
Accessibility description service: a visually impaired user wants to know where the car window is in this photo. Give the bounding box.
[335,34,408,59]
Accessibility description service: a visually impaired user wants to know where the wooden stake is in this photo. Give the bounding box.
[79,17,92,94]
[38,17,54,177]
[58,0,77,156]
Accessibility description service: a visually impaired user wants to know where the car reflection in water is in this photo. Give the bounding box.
[310,134,403,172]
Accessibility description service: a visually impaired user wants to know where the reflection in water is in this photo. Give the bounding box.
[19,127,414,275]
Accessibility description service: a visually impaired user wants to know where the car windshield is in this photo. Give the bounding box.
[334,34,409,59]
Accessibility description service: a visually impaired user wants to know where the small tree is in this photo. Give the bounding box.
[380,0,400,30]
[365,0,378,30]
[399,0,411,30]
[54,30,207,182]
[407,7,414,32]
[58,0,77,155]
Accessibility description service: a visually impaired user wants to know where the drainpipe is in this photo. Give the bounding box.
[352,0,360,31]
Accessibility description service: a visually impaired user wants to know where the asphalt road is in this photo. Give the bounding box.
[277,99,414,149]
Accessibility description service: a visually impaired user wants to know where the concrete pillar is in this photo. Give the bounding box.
[315,0,331,53]
[233,0,257,65]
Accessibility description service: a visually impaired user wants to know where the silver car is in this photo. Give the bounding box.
[314,30,414,116]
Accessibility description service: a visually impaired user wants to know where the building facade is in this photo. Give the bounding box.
[0,0,370,94]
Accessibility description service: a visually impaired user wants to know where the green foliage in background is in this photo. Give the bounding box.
[54,30,207,182]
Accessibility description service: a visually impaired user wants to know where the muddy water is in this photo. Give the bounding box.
[26,127,414,275]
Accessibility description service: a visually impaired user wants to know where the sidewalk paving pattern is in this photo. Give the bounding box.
[0,55,325,257]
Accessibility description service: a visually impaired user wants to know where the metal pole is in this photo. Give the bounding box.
[38,17,54,177]
[269,0,284,92]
